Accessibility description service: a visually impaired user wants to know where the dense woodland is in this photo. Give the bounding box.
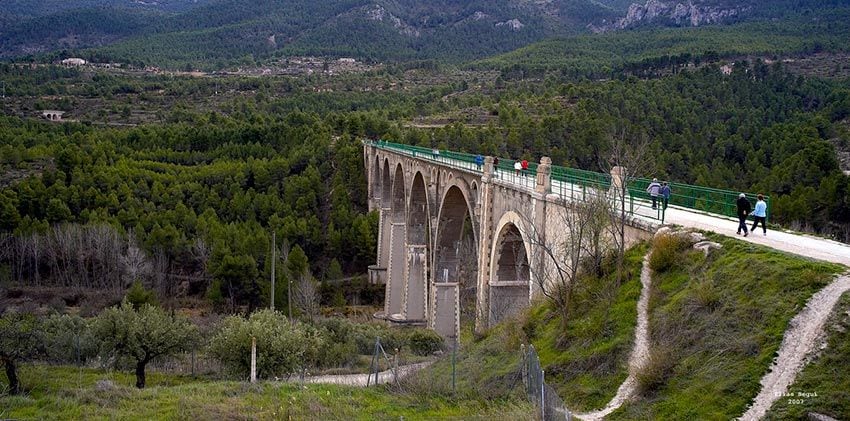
[0,112,389,310]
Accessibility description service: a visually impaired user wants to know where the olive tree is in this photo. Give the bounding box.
[0,312,42,395]
[208,309,325,379]
[94,300,199,388]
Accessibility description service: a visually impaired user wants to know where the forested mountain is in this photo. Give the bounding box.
[2,0,847,68]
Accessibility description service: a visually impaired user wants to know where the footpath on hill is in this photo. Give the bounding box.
[634,206,850,420]
[573,253,654,421]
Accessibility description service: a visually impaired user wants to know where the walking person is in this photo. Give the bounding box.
[646,178,661,209]
[493,157,500,178]
[751,194,768,236]
[474,154,484,171]
[513,160,522,176]
[736,193,751,237]
[521,159,529,176]
[660,182,671,210]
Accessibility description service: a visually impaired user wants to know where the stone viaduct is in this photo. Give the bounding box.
[364,141,654,339]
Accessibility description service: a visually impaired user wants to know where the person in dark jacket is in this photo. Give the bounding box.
[660,182,671,210]
[736,193,751,237]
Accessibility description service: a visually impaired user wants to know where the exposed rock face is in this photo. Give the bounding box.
[365,4,421,37]
[496,18,525,31]
[590,0,750,32]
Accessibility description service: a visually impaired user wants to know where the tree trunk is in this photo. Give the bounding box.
[135,360,147,389]
[5,359,20,395]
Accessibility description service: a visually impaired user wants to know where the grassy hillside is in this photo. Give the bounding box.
[0,365,532,419]
[608,233,844,419]
[407,234,844,419]
[765,293,850,420]
[477,7,850,75]
[405,244,647,411]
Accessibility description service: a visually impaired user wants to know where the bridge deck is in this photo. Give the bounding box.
[373,142,850,267]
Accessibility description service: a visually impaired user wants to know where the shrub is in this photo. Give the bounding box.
[125,281,158,309]
[208,309,325,379]
[407,328,444,356]
[649,234,690,272]
[635,346,676,396]
[42,313,99,365]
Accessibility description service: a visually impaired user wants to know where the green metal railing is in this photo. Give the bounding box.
[629,177,769,222]
[367,139,768,223]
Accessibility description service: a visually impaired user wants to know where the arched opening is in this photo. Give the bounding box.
[433,184,477,339]
[404,172,428,321]
[471,181,479,207]
[375,159,392,284]
[489,223,530,324]
[372,154,381,201]
[385,164,407,316]
[381,159,392,208]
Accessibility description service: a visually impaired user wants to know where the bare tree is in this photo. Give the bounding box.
[191,238,212,285]
[293,271,320,322]
[521,193,612,323]
[122,231,151,286]
[600,129,654,286]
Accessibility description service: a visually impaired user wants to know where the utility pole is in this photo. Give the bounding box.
[270,231,276,310]
[288,270,293,320]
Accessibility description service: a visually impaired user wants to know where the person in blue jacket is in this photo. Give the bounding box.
[660,182,671,210]
[474,154,484,170]
[751,194,768,236]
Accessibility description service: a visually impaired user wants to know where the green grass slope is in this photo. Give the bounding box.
[406,244,647,412]
[609,233,844,419]
[765,293,850,420]
[0,365,532,420]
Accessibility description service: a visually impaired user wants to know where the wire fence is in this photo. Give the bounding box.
[522,344,572,421]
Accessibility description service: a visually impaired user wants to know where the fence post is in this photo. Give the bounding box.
[250,336,257,383]
[541,369,546,420]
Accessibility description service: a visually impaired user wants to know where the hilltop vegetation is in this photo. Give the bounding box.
[2,0,850,69]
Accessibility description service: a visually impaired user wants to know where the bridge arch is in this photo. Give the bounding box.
[371,154,381,202]
[404,171,429,320]
[432,179,479,338]
[488,211,532,325]
[385,163,407,316]
[381,158,392,207]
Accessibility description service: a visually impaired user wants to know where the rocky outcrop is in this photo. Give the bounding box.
[365,4,421,37]
[495,18,525,31]
[590,0,750,32]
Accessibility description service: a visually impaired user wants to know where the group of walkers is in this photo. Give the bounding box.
[447,149,772,238]
[472,154,530,177]
[737,193,768,236]
[645,178,671,210]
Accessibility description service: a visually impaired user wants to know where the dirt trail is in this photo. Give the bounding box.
[287,361,433,387]
[739,274,850,421]
[574,253,653,421]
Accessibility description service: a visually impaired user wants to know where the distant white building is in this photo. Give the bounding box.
[338,58,356,64]
[61,58,87,66]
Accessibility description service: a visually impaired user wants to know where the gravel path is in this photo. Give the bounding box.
[288,361,433,387]
[574,253,653,421]
[738,274,850,421]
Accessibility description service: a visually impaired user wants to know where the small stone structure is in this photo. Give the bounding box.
[41,110,65,121]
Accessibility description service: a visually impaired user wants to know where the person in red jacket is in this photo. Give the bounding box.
[521,159,529,176]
